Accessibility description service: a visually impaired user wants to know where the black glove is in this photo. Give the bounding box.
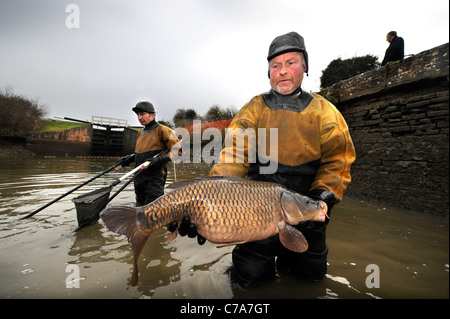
[307,189,337,222]
[119,154,135,166]
[167,215,206,245]
[149,153,170,167]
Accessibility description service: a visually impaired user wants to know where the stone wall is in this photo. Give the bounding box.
[31,124,92,142]
[27,124,93,156]
[322,43,449,216]
[26,124,138,156]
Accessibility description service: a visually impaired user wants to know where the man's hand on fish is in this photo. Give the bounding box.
[314,200,329,222]
[167,216,207,245]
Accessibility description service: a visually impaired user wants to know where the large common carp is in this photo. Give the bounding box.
[100,176,327,286]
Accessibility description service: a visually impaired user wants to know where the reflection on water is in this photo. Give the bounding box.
[0,157,448,299]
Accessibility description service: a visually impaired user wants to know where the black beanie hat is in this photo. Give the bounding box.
[267,31,309,74]
[132,101,155,114]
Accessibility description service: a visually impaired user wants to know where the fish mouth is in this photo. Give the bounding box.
[318,201,329,220]
[281,192,327,224]
[296,200,329,222]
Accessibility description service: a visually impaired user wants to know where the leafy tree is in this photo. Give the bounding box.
[203,105,222,122]
[320,54,380,89]
[158,119,174,128]
[203,105,238,122]
[172,108,200,127]
[172,105,238,127]
[223,106,238,119]
[0,88,47,136]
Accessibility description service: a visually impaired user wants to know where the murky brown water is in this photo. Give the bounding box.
[0,157,448,299]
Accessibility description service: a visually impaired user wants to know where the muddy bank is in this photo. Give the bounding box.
[0,137,35,157]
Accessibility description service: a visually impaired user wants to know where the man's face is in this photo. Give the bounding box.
[269,51,306,95]
[386,33,394,43]
[137,112,155,126]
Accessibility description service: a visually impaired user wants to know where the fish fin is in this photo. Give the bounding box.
[164,231,178,245]
[216,241,246,248]
[168,176,244,189]
[167,178,200,189]
[278,222,308,253]
[100,206,149,286]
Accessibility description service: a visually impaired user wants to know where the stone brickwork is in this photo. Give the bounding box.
[322,43,449,216]
[27,124,138,156]
[32,124,92,142]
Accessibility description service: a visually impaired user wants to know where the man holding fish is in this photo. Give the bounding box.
[180,32,356,288]
[101,32,355,288]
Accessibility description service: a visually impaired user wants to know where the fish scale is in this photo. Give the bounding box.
[100,176,326,286]
[142,178,283,242]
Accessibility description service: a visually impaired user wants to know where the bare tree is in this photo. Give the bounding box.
[0,88,47,136]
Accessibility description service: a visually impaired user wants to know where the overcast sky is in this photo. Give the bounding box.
[1,0,449,126]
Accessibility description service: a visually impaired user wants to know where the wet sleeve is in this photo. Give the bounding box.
[310,102,356,201]
[161,126,182,160]
[209,101,258,177]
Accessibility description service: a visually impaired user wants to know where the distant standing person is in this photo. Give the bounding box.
[381,31,404,66]
[120,101,181,206]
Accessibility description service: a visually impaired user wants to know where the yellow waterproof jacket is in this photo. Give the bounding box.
[134,121,180,204]
[135,123,180,163]
[209,89,356,203]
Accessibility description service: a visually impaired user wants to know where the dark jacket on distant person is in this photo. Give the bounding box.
[134,120,179,205]
[382,36,405,66]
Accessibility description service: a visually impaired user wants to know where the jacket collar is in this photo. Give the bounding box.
[262,86,313,112]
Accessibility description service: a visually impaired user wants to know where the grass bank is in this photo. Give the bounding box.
[38,119,88,133]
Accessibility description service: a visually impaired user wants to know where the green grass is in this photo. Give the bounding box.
[38,119,87,133]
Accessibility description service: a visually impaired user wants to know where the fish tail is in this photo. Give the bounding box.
[100,206,149,286]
